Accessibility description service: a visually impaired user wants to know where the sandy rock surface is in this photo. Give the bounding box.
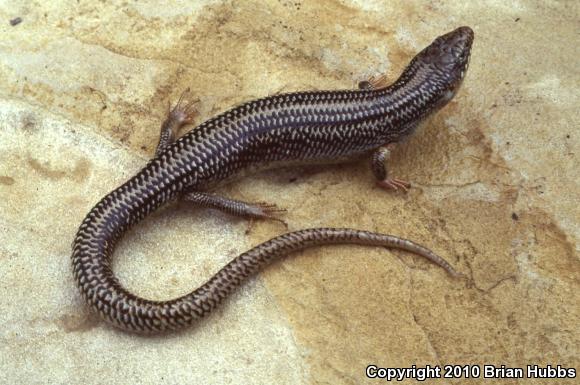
[0,1,578,384]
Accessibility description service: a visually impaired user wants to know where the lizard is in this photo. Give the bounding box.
[72,26,474,333]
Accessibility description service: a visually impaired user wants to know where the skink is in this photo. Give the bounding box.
[72,26,474,333]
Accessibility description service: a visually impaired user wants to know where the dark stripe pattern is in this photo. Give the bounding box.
[72,27,474,333]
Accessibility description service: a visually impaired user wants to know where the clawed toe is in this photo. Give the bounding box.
[377,178,411,193]
[169,88,199,126]
[244,206,288,234]
[254,202,287,214]
[359,74,390,90]
[246,202,288,229]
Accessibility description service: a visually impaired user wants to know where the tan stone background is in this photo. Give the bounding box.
[0,1,578,384]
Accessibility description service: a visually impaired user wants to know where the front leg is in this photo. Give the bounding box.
[155,90,198,156]
[184,191,287,225]
[358,73,390,90]
[371,144,412,192]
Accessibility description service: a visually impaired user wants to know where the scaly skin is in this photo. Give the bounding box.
[72,27,474,333]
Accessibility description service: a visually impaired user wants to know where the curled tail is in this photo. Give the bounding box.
[74,222,460,334]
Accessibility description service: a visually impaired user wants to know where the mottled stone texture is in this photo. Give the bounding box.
[0,1,577,384]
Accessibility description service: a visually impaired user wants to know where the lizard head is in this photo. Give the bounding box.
[421,26,474,103]
[404,26,474,109]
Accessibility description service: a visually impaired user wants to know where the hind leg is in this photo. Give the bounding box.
[184,191,287,226]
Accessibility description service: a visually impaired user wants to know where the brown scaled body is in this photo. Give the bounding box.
[72,27,474,333]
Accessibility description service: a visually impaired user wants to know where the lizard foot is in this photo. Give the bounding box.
[358,74,390,90]
[245,202,288,234]
[249,202,288,223]
[167,88,199,127]
[377,178,411,193]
